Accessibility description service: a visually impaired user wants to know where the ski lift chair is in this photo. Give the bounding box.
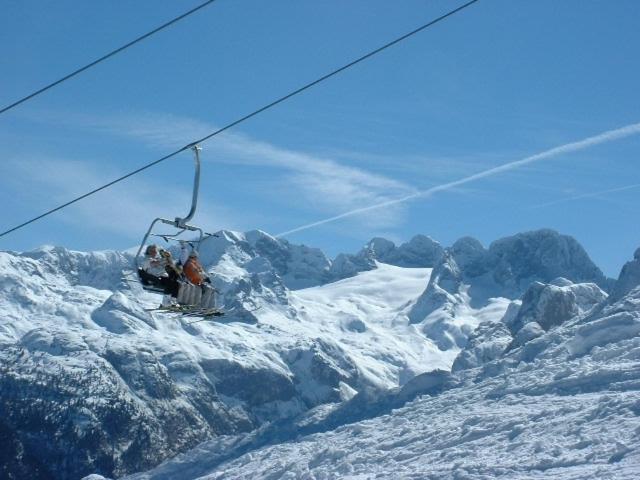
[133,145,219,313]
[134,145,207,298]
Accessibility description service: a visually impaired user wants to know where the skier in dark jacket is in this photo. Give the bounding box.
[139,244,181,306]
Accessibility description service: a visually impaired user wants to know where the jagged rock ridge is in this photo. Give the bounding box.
[409,229,611,332]
[329,234,444,280]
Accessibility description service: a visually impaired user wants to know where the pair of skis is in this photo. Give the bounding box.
[147,303,261,325]
[148,304,224,319]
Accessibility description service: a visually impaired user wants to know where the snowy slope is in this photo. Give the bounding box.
[290,263,447,386]
[0,239,461,480]
[122,271,640,480]
[1,229,627,480]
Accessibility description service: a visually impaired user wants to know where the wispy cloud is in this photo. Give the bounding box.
[49,110,418,229]
[1,155,236,239]
[276,122,640,237]
[530,183,640,209]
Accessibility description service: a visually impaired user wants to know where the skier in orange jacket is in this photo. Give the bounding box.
[183,250,216,309]
[183,250,210,285]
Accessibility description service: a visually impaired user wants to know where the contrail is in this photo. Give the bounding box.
[530,183,640,209]
[276,122,640,237]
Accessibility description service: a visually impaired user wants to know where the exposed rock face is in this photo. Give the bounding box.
[214,254,290,322]
[186,229,334,320]
[565,286,640,358]
[200,230,330,289]
[329,235,444,281]
[408,253,460,323]
[246,231,332,290]
[19,246,131,291]
[200,358,298,420]
[198,230,332,290]
[562,279,609,309]
[451,277,610,372]
[609,247,640,303]
[282,340,360,407]
[506,280,606,337]
[328,252,377,281]
[197,340,360,425]
[488,229,609,293]
[494,279,606,352]
[364,237,396,260]
[0,343,245,480]
[380,235,444,268]
[409,230,610,325]
[450,236,488,278]
[451,320,513,372]
[448,229,607,293]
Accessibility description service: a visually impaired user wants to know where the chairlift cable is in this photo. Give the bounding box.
[0,0,219,116]
[0,0,480,239]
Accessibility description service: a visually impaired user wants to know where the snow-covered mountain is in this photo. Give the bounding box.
[120,241,640,480]
[408,229,610,352]
[127,271,640,480]
[198,230,332,290]
[0,231,441,479]
[1,229,637,480]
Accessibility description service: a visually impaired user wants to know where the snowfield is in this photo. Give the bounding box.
[291,263,451,386]
[2,229,639,480]
[126,287,640,480]
[0,233,469,479]
[137,261,445,390]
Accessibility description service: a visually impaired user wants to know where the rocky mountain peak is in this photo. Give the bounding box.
[500,278,607,352]
[328,234,444,281]
[385,234,444,268]
[364,237,396,258]
[17,245,131,291]
[489,229,608,292]
[610,247,640,303]
[408,230,609,328]
[450,236,488,277]
[198,230,331,290]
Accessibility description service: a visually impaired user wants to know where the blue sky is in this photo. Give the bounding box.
[1,0,639,277]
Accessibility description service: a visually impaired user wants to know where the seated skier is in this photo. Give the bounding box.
[183,250,216,309]
[139,244,181,307]
[183,250,210,285]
